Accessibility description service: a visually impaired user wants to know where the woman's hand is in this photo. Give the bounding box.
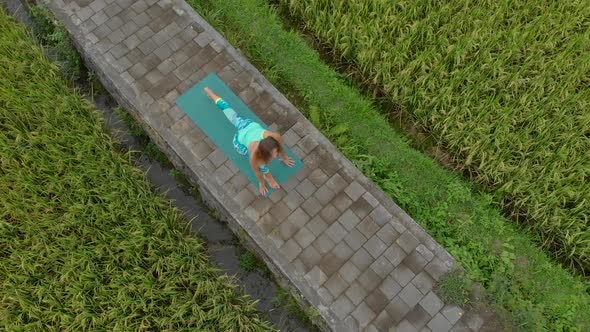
[281,155,295,167]
[259,182,269,196]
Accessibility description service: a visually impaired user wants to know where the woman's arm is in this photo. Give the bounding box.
[250,155,268,195]
[265,131,294,167]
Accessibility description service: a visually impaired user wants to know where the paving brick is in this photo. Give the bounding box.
[416,244,435,263]
[269,201,292,223]
[277,220,298,240]
[325,273,349,298]
[352,303,377,330]
[298,245,321,271]
[229,173,249,192]
[332,241,354,261]
[145,68,164,86]
[317,287,334,304]
[304,266,328,290]
[424,258,451,281]
[250,195,273,216]
[331,192,353,212]
[91,10,108,26]
[411,271,435,295]
[213,165,232,184]
[419,291,444,317]
[281,176,299,192]
[404,250,430,274]
[427,313,452,332]
[386,296,412,324]
[319,203,339,224]
[325,172,348,193]
[138,38,158,55]
[319,252,344,277]
[370,205,393,226]
[392,264,416,287]
[364,235,387,259]
[407,305,432,331]
[287,207,310,228]
[384,243,407,266]
[136,26,154,42]
[93,24,112,39]
[191,140,213,161]
[376,224,400,247]
[312,233,336,255]
[123,34,141,50]
[89,0,107,13]
[313,185,337,205]
[295,179,316,199]
[343,228,368,251]
[294,226,315,248]
[397,320,419,332]
[106,16,124,32]
[372,309,395,332]
[297,135,319,154]
[358,268,382,293]
[350,196,374,220]
[365,289,389,316]
[120,21,139,38]
[370,255,394,278]
[463,312,484,331]
[344,181,365,201]
[399,283,423,308]
[356,216,380,241]
[154,43,173,61]
[268,189,286,204]
[379,276,402,300]
[281,239,302,262]
[345,281,369,306]
[331,295,355,320]
[362,191,379,207]
[206,148,227,168]
[270,231,285,249]
[397,231,420,254]
[281,128,301,147]
[450,320,471,332]
[130,0,149,14]
[325,221,347,243]
[104,2,123,17]
[76,6,94,21]
[338,261,361,284]
[338,210,361,231]
[350,247,372,271]
[345,315,361,331]
[256,212,278,234]
[441,305,463,325]
[282,189,304,211]
[307,215,328,237]
[301,196,322,217]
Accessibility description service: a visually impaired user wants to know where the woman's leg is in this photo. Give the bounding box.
[214,98,241,127]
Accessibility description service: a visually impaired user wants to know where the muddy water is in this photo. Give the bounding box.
[2,1,312,330]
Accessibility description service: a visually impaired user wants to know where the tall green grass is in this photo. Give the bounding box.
[187,0,590,330]
[0,9,273,331]
[279,0,590,275]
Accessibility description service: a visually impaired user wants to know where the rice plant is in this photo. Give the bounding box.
[280,0,590,274]
[0,9,273,331]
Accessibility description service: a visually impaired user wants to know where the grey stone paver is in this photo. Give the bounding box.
[49,0,491,330]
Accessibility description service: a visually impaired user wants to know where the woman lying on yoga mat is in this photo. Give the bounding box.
[205,87,295,196]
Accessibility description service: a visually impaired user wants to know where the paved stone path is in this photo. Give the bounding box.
[48,0,491,331]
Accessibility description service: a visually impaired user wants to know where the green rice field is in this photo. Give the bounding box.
[0,9,273,331]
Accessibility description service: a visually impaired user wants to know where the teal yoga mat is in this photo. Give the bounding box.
[176,73,303,194]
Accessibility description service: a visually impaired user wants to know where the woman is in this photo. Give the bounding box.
[204,87,294,196]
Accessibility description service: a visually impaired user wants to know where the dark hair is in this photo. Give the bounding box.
[255,136,282,163]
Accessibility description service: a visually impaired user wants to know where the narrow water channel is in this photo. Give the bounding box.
[1,1,313,330]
